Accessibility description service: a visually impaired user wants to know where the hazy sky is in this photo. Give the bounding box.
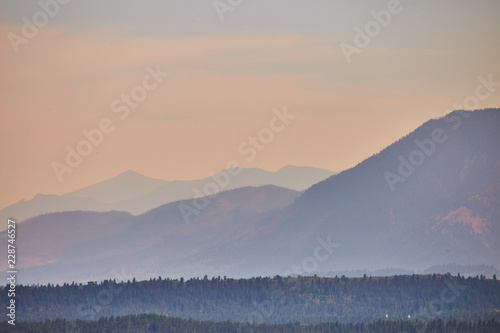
[1,0,499,209]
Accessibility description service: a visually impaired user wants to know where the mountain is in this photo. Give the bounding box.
[0,194,110,228]
[215,165,335,191]
[108,166,335,215]
[319,264,500,279]
[2,109,498,284]
[1,185,300,284]
[63,170,168,203]
[0,166,334,230]
[421,264,500,278]
[262,108,500,273]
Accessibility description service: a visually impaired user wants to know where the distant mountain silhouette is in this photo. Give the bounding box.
[1,185,300,284]
[63,170,168,203]
[2,109,498,284]
[0,166,334,230]
[262,108,500,273]
[319,264,500,279]
[421,264,500,277]
[107,166,334,216]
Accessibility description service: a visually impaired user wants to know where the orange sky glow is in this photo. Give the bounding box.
[1,0,499,209]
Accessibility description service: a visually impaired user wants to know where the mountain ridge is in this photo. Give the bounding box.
[1,185,301,284]
[2,109,498,284]
[0,166,334,230]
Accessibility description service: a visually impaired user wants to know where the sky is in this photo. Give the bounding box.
[1,0,499,210]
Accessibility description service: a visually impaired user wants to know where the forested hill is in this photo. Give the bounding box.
[2,315,500,333]
[4,274,500,324]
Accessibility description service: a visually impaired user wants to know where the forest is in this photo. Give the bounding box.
[2,274,499,326]
[1,314,500,333]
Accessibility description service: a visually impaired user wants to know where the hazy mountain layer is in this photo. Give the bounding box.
[2,186,300,284]
[0,166,334,230]
[1,109,499,284]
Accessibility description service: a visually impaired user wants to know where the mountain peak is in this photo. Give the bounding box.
[277,165,332,172]
[120,169,143,176]
[114,170,158,181]
[63,170,168,203]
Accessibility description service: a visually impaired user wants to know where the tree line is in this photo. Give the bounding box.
[1,315,500,333]
[1,274,499,325]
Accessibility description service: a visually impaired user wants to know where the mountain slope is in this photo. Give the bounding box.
[0,166,334,229]
[111,166,335,215]
[2,185,300,284]
[144,109,500,277]
[63,170,168,203]
[0,194,110,227]
[263,109,500,272]
[2,109,498,284]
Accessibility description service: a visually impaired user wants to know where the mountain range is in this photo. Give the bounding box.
[2,109,499,285]
[4,185,301,284]
[260,109,500,274]
[0,165,334,230]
